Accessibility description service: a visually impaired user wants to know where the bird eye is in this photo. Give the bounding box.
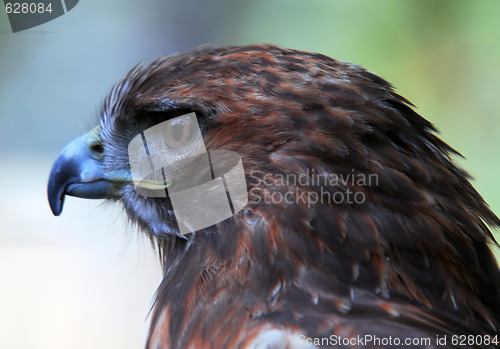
[164,114,195,148]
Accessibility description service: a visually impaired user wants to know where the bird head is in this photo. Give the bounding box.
[50,44,494,237]
[48,44,500,249]
[47,44,500,341]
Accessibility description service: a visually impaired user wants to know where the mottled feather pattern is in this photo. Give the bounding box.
[92,45,500,348]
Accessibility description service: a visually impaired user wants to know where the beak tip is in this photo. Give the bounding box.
[47,182,64,216]
[49,202,63,216]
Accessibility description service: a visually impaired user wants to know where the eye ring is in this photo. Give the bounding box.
[164,114,195,148]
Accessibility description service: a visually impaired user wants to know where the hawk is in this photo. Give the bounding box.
[48,45,500,348]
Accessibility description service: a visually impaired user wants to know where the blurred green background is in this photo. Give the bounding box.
[0,1,499,348]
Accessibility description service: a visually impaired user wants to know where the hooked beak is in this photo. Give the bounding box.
[47,127,129,216]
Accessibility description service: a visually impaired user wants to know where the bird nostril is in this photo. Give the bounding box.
[90,143,104,154]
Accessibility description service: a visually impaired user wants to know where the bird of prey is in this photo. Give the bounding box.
[48,45,500,348]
